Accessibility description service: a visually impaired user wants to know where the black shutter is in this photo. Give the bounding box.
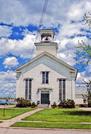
[25,79,28,99]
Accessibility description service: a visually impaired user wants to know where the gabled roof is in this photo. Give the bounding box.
[16,52,77,74]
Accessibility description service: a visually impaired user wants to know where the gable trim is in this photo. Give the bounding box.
[16,52,77,73]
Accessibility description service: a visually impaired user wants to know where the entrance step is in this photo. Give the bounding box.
[38,104,49,108]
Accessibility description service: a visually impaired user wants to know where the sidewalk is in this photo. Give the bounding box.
[0,108,43,128]
[1,128,91,134]
[79,108,91,111]
[0,105,15,109]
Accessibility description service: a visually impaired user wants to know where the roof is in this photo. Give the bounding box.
[16,52,77,77]
[39,29,54,35]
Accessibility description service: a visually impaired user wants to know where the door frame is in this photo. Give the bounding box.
[40,90,50,104]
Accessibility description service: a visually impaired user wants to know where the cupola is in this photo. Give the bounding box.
[35,29,58,56]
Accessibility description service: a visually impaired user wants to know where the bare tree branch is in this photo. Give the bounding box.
[84,12,91,28]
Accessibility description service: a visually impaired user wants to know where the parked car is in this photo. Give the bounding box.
[0,100,9,105]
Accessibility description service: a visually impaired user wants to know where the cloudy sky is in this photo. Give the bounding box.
[0,0,91,98]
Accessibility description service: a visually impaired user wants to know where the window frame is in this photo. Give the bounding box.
[59,79,66,101]
[24,78,32,100]
[42,71,49,84]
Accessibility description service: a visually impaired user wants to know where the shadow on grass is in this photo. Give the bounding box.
[64,110,91,116]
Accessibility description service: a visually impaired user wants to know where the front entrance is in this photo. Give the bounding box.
[41,92,49,104]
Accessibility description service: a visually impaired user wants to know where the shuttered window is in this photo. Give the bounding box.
[59,79,66,101]
[25,79,32,100]
[42,72,49,84]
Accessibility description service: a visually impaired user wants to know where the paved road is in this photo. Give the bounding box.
[0,128,91,134]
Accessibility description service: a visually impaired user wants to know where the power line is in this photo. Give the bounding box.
[39,0,49,28]
[35,0,49,42]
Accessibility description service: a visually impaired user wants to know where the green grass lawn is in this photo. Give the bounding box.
[12,108,91,129]
[0,107,33,120]
[13,122,91,129]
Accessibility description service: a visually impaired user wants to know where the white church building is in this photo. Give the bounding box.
[16,29,77,105]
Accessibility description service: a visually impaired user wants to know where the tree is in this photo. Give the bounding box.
[77,40,91,65]
[76,13,91,107]
[83,80,91,107]
[84,12,91,27]
[76,12,91,65]
[87,81,91,107]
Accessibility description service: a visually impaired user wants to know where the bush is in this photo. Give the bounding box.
[58,99,75,108]
[88,99,91,107]
[79,104,87,107]
[88,94,91,107]
[51,102,57,108]
[58,101,64,108]
[16,98,31,107]
[31,102,37,108]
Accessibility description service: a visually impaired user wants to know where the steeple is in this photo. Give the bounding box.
[35,29,58,56]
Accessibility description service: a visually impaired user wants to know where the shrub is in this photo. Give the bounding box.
[58,101,64,108]
[37,101,40,105]
[58,99,75,108]
[88,100,91,107]
[66,99,75,108]
[31,102,37,108]
[79,104,87,107]
[16,98,31,107]
[51,102,57,108]
[88,93,91,107]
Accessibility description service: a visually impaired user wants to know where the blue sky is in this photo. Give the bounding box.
[0,0,91,98]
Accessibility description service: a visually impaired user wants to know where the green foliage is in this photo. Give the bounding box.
[31,102,37,108]
[84,13,91,27]
[76,41,91,65]
[58,99,75,108]
[16,98,31,107]
[77,44,91,57]
[15,108,91,128]
[13,121,91,129]
[88,91,91,107]
[51,102,57,108]
[82,81,91,107]
[79,104,87,107]
[0,108,32,120]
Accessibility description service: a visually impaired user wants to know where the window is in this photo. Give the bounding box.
[59,79,66,101]
[29,79,32,99]
[25,79,28,100]
[42,71,49,84]
[25,79,32,100]
[63,79,65,100]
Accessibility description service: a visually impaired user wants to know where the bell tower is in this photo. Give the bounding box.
[35,29,58,56]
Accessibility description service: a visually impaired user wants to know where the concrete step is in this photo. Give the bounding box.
[38,104,49,108]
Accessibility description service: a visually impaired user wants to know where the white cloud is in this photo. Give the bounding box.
[76,64,91,83]
[10,34,35,58]
[0,25,11,37]
[0,71,16,98]
[57,35,89,66]
[0,33,35,58]
[60,22,82,38]
[0,0,91,96]
[0,0,91,38]
[0,0,31,26]
[83,64,91,79]
[0,71,16,81]
[67,0,91,21]
[0,0,90,26]
[3,57,19,67]
[68,3,83,21]
[58,50,76,66]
